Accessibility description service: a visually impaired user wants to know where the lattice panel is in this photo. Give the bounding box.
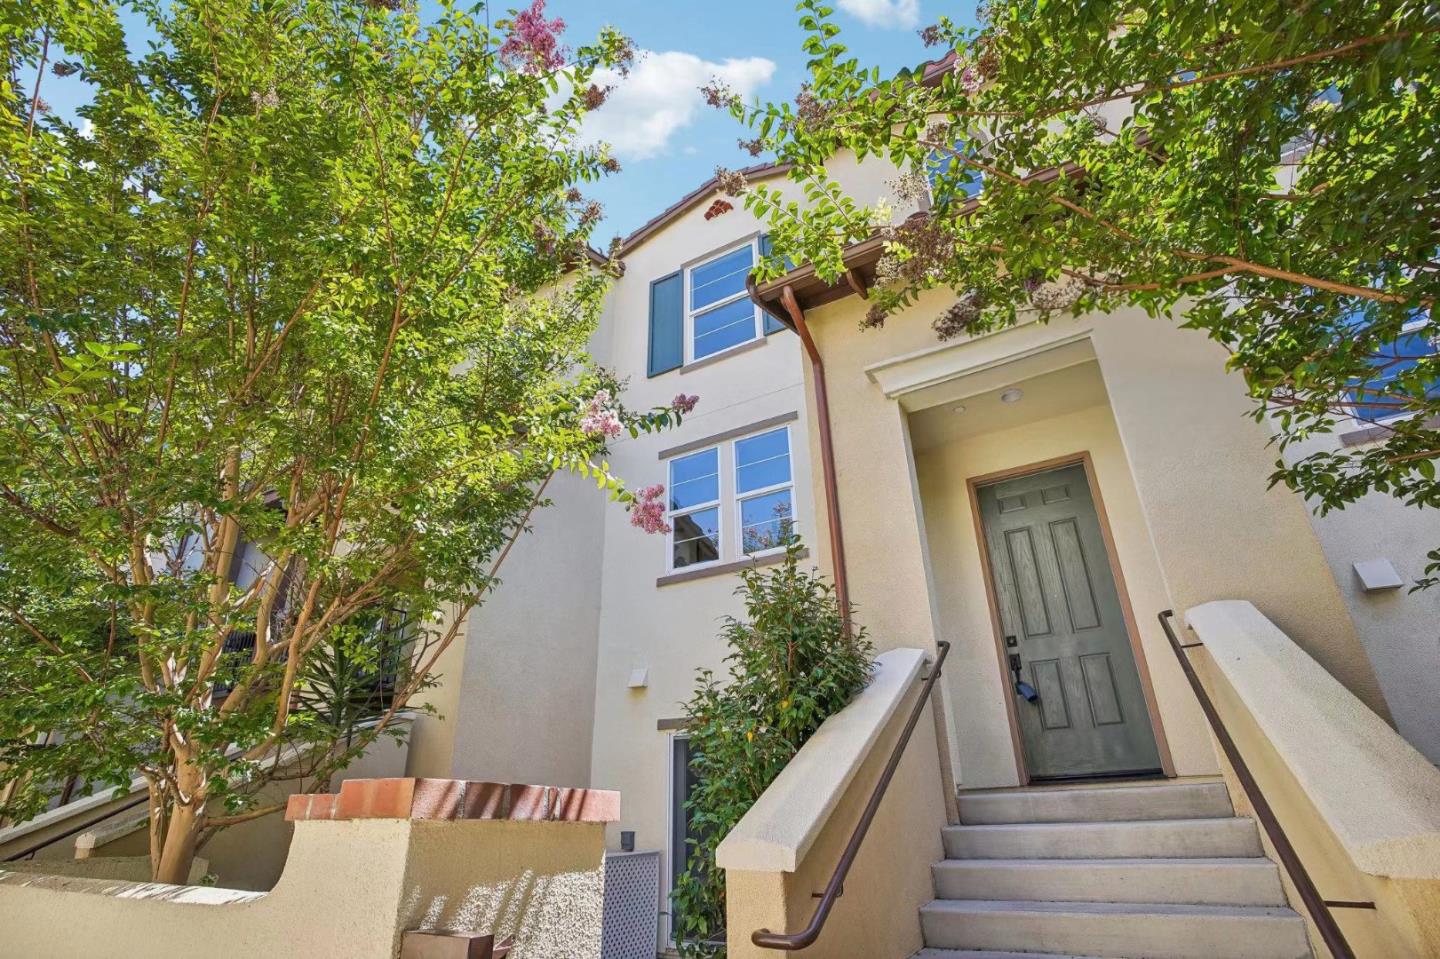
[602,850,660,959]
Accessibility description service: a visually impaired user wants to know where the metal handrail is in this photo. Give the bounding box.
[1158,609,1358,959]
[751,640,950,951]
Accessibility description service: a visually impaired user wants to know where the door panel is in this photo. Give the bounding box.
[978,463,1161,779]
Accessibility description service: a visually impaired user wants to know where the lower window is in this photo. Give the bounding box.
[665,424,796,571]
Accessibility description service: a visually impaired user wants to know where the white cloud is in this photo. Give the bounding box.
[577,50,776,162]
[837,0,920,29]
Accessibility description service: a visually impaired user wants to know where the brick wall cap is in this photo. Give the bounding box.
[285,778,619,824]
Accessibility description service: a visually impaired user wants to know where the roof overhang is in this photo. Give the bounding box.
[748,161,1086,328]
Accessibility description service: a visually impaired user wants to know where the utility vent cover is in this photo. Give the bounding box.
[602,850,660,959]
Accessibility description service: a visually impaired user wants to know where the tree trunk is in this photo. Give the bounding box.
[153,798,204,885]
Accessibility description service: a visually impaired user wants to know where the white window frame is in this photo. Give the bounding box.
[663,424,798,572]
[734,426,796,559]
[683,237,761,364]
[667,445,723,573]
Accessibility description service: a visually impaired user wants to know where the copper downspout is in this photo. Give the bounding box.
[748,277,851,632]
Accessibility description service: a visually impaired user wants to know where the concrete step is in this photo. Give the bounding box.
[913,951,1108,959]
[958,782,1233,825]
[920,900,1311,959]
[943,818,1262,860]
[931,857,1285,906]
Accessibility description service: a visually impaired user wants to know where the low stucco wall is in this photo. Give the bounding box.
[719,649,948,959]
[1185,602,1440,957]
[0,716,413,892]
[0,778,616,959]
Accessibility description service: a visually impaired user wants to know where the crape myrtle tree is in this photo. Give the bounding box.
[0,0,692,883]
[714,0,1439,584]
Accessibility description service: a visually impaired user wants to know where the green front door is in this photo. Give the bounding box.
[977,463,1162,780]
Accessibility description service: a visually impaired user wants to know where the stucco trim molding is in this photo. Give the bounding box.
[862,318,1096,411]
[655,547,806,588]
[657,411,799,461]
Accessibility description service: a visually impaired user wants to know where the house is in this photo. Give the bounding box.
[3,114,1437,959]
[398,139,1440,956]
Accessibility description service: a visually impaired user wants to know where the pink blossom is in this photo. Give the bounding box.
[580,389,623,438]
[629,484,671,535]
[499,0,568,75]
[671,393,699,414]
[956,63,983,95]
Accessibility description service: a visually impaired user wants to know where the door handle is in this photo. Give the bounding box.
[1009,651,1039,703]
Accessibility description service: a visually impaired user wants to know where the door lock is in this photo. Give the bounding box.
[1009,651,1039,703]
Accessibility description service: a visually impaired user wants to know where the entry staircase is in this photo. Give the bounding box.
[914,779,1314,959]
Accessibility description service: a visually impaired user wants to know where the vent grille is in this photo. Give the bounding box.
[602,850,660,959]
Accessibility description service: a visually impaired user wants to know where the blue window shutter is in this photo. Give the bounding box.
[648,271,684,376]
[758,234,789,335]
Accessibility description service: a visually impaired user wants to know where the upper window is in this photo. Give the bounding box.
[927,140,983,203]
[1348,312,1438,423]
[666,425,795,571]
[687,241,761,361]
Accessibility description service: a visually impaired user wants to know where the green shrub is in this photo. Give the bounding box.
[670,541,874,957]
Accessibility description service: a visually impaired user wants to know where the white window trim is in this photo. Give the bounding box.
[684,237,762,365]
[667,445,723,574]
[734,427,796,560]
[664,425,797,573]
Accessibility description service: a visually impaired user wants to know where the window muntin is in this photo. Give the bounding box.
[669,448,720,510]
[1347,311,1437,424]
[692,297,758,359]
[664,425,798,571]
[690,245,753,310]
[740,490,794,554]
[735,427,794,556]
[669,448,721,569]
[735,428,791,493]
[927,139,983,201]
[686,241,760,361]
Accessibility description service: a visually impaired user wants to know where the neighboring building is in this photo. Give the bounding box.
[401,143,1438,952]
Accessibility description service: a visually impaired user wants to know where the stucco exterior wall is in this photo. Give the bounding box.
[0,718,412,892]
[1186,602,1440,957]
[914,380,1218,788]
[1281,446,1440,764]
[802,286,1393,784]
[0,814,608,959]
[449,469,605,787]
[585,181,816,873]
[721,650,948,959]
[1085,310,1390,717]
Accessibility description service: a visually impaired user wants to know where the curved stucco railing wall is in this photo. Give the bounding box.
[1185,601,1440,957]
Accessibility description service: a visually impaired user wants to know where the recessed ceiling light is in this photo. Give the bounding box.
[951,404,967,414]
[1000,388,1024,404]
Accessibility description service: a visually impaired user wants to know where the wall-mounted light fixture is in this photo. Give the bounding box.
[627,667,650,689]
[1353,558,1403,592]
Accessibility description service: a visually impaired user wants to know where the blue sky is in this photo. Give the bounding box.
[549,0,976,240]
[37,0,976,239]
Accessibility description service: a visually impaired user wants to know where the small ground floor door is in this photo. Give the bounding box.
[976,462,1162,780]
